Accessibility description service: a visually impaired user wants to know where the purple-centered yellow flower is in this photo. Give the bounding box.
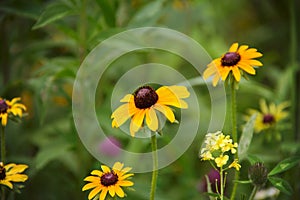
[0,97,26,126]
[111,85,190,137]
[203,43,263,86]
[0,162,28,189]
[82,162,134,200]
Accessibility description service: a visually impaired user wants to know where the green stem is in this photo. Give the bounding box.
[220,168,224,200]
[248,186,258,200]
[0,126,5,163]
[230,81,239,200]
[150,133,158,200]
[0,126,5,200]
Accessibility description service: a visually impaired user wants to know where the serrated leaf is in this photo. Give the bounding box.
[268,176,293,195]
[268,156,300,176]
[32,2,74,29]
[238,114,257,161]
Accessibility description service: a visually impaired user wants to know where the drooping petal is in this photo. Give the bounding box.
[130,109,146,137]
[99,187,108,200]
[119,180,134,187]
[108,185,115,197]
[220,67,231,81]
[6,174,28,182]
[111,103,137,128]
[203,65,217,80]
[88,186,102,200]
[115,185,125,198]
[232,67,241,81]
[248,59,263,66]
[120,94,133,102]
[154,104,175,123]
[0,180,13,189]
[145,108,158,131]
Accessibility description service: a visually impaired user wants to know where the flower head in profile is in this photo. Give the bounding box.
[111,85,190,137]
[0,97,26,126]
[82,162,134,200]
[200,131,240,170]
[244,99,289,133]
[203,43,263,86]
[0,162,28,189]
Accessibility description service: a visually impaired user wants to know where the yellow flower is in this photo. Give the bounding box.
[228,159,241,171]
[111,85,190,137]
[203,43,263,86]
[0,97,26,126]
[200,151,214,161]
[0,162,28,189]
[82,162,134,200]
[215,155,229,168]
[244,99,289,133]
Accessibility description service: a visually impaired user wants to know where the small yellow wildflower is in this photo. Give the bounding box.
[0,162,28,189]
[229,159,241,171]
[215,155,229,168]
[0,97,26,126]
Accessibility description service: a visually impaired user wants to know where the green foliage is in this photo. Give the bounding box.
[268,156,300,176]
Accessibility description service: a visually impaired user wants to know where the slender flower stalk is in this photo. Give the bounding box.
[150,133,158,200]
[248,186,258,200]
[0,126,5,163]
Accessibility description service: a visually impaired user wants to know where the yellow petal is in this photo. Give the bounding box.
[1,114,7,126]
[238,45,249,53]
[212,73,221,86]
[249,59,263,66]
[154,104,175,123]
[238,63,256,74]
[6,174,28,182]
[203,66,216,80]
[91,170,103,177]
[108,185,115,197]
[120,94,133,103]
[84,176,100,182]
[119,180,134,187]
[259,99,269,114]
[145,108,158,131]
[0,180,13,189]
[115,185,125,198]
[232,67,241,81]
[6,164,28,175]
[4,163,16,171]
[88,186,102,200]
[112,162,124,171]
[119,173,134,180]
[101,165,111,173]
[111,103,136,127]
[156,86,189,108]
[82,182,99,191]
[10,97,21,105]
[220,67,230,81]
[130,110,146,137]
[229,43,239,52]
[99,187,108,200]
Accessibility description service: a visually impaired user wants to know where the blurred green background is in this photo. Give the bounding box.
[0,0,299,199]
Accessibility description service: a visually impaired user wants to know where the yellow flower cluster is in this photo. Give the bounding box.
[200,131,241,170]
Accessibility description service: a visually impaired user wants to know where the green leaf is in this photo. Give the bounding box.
[268,156,300,176]
[268,176,293,195]
[238,114,257,161]
[247,154,263,165]
[128,0,164,27]
[95,0,116,27]
[32,2,75,29]
[35,140,72,170]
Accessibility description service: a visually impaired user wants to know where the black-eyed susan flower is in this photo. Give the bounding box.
[244,99,289,133]
[200,131,240,170]
[82,162,134,200]
[111,85,190,137]
[0,97,26,126]
[203,43,263,86]
[0,162,28,189]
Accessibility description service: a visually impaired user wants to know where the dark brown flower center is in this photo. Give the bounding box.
[263,114,275,124]
[134,86,158,109]
[221,52,241,66]
[0,166,6,180]
[0,100,8,114]
[100,171,118,186]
